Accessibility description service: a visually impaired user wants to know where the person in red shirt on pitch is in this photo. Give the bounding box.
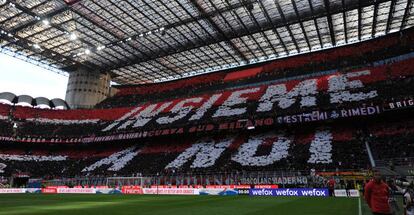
[364,174,391,215]
[328,177,335,197]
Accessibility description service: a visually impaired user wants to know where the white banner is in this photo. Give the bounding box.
[334,189,348,197]
[348,189,360,197]
[198,188,238,196]
[0,188,26,194]
[57,188,96,194]
[142,188,199,195]
[334,189,360,197]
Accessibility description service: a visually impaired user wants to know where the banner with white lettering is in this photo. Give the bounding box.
[276,106,381,124]
[249,188,329,197]
[240,176,308,185]
[142,188,199,195]
[384,99,414,111]
[57,188,96,194]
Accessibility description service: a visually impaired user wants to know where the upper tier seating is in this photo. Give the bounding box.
[98,27,414,109]
[0,29,412,142]
[0,57,412,140]
[0,103,10,118]
[12,106,133,121]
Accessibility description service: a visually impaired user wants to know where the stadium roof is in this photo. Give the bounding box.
[0,0,413,84]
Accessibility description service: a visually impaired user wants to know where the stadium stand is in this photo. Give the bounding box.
[1,1,414,214]
[0,55,413,140]
[368,120,414,162]
[0,24,413,188]
[1,115,412,181]
[97,28,414,108]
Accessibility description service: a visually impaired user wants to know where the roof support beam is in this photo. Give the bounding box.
[239,0,277,57]
[256,0,288,55]
[2,0,399,80]
[307,0,323,47]
[323,0,337,45]
[107,6,187,75]
[64,3,168,76]
[10,6,69,34]
[169,0,233,67]
[204,0,254,61]
[342,0,349,43]
[90,1,183,76]
[65,20,131,64]
[113,0,199,75]
[0,46,66,75]
[372,1,379,37]
[358,0,362,40]
[0,0,50,26]
[191,0,248,62]
[105,0,390,72]
[386,0,397,33]
[292,0,311,50]
[141,1,218,75]
[0,26,96,71]
[275,0,300,52]
[5,0,116,70]
[221,1,263,59]
[249,1,277,54]
[70,4,143,60]
[401,0,413,30]
[249,21,279,56]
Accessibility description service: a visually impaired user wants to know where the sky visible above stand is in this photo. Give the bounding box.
[0,53,68,100]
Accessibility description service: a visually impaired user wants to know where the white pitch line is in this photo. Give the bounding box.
[358,196,362,215]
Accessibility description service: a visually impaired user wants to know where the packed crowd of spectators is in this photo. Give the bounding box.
[0,28,412,140]
[96,27,414,108]
[0,28,413,184]
[0,57,412,139]
[0,121,384,178]
[368,119,414,163]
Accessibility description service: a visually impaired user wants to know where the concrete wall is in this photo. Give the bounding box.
[65,70,111,109]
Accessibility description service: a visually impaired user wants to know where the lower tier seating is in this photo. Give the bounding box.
[3,118,411,178]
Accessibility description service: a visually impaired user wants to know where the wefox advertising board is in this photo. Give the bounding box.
[0,187,332,197]
[249,188,329,197]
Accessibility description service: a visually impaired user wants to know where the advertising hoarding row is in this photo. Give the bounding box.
[0,187,358,198]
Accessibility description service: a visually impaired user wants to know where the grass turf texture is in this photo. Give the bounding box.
[0,194,362,215]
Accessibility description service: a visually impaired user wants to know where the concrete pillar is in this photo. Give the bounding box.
[65,70,111,109]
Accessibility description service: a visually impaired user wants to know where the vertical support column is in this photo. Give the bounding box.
[65,70,111,109]
[365,141,376,168]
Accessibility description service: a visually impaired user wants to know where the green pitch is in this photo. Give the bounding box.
[0,194,363,215]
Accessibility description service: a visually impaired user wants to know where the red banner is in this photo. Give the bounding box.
[121,187,143,194]
[41,188,57,194]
